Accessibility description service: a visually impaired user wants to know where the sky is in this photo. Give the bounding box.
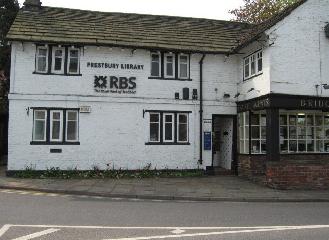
[17,0,244,20]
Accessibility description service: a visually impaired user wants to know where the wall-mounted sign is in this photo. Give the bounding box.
[94,75,137,94]
[87,62,144,70]
[204,132,212,151]
[80,106,91,113]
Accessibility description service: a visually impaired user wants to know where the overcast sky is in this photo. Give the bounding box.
[17,0,244,20]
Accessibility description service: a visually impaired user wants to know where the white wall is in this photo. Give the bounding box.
[8,42,239,170]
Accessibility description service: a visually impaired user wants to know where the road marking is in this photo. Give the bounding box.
[171,229,185,234]
[103,226,329,240]
[11,228,60,240]
[0,224,12,237]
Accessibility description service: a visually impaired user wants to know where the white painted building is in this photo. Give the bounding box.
[6,0,329,188]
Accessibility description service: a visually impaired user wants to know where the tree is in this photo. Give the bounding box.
[0,0,19,112]
[230,0,299,24]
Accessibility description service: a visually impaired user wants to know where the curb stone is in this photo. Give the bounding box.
[1,185,329,203]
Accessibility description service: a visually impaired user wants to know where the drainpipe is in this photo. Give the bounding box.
[199,54,206,165]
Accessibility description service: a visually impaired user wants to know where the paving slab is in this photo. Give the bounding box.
[0,168,328,202]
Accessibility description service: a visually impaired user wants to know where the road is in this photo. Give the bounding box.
[0,189,329,239]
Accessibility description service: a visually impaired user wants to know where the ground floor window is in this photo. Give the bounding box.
[280,111,329,153]
[147,111,190,145]
[31,108,79,145]
[238,111,266,154]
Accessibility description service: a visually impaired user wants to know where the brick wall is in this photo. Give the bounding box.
[237,154,266,183]
[266,156,329,190]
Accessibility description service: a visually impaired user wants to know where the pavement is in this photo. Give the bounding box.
[0,167,328,202]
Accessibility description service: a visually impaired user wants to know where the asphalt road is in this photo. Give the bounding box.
[0,189,329,240]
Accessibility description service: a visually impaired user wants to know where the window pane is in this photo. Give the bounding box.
[70,50,78,58]
[35,111,46,120]
[39,49,47,56]
[251,140,260,153]
[251,56,256,75]
[244,59,249,78]
[151,62,159,76]
[165,123,173,140]
[316,140,323,152]
[306,115,314,125]
[280,115,287,125]
[324,141,329,152]
[289,140,297,152]
[150,123,159,142]
[179,123,187,142]
[324,115,329,126]
[280,140,288,153]
[69,58,78,73]
[34,120,45,141]
[165,115,172,122]
[52,121,61,140]
[257,55,262,72]
[261,140,266,153]
[180,64,188,78]
[307,139,314,152]
[297,126,306,139]
[38,56,47,72]
[289,126,297,139]
[251,126,260,139]
[306,127,314,139]
[150,114,159,122]
[315,127,323,139]
[166,62,173,76]
[54,57,62,71]
[251,114,259,125]
[180,56,188,63]
[289,115,297,125]
[68,112,77,121]
[152,54,159,62]
[298,141,306,152]
[325,128,329,139]
[179,114,187,123]
[67,121,77,141]
[280,126,288,139]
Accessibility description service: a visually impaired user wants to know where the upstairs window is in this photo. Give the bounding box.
[164,53,175,78]
[149,52,190,80]
[51,47,65,74]
[244,50,263,80]
[68,49,80,74]
[179,54,189,79]
[36,46,48,73]
[151,52,161,77]
[34,45,81,76]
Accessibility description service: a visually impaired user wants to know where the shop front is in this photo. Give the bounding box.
[237,93,329,189]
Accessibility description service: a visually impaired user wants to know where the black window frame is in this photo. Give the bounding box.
[148,51,192,81]
[145,110,191,145]
[30,108,80,145]
[33,44,82,76]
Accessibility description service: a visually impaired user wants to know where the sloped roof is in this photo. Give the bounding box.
[6,0,309,54]
[234,0,308,52]
[6,6,251,54]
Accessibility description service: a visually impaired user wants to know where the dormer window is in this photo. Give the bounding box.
[36,46,48,73]
[244,50,263,80]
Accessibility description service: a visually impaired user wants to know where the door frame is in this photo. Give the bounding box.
[211,114,238,174]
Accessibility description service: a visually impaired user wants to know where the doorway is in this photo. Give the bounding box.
[212,115,237,173]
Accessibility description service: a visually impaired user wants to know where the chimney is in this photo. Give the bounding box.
[23,0,42,10]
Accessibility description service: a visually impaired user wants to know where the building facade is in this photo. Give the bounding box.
[6,0,329,189]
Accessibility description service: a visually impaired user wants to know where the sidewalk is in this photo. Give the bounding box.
[0,168,328,202]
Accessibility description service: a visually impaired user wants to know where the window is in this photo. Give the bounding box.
[164,53,175,78]
[177,114,188,142]
[280,112,329,153]
[66,111,79,142]
[243,50,263,80]
[163,113,174,142]
[51,47,65,74]
[149,52,190,80]
[149,113,160,142]
[31,109,79,144]
[36,46,48,73]
[68,49,80,74]
[33,110,47,141]
[50,111,63,141]
[147,111,190,144]
[238,111,266,154]
[151,52,161,77]
[179,54,189,79]
[35,45,81,75]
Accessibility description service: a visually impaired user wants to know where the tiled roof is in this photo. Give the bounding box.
[6,0,308,54]
[6,6,251,54]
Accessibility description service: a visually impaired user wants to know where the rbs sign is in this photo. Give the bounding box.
[94,75,137,94]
